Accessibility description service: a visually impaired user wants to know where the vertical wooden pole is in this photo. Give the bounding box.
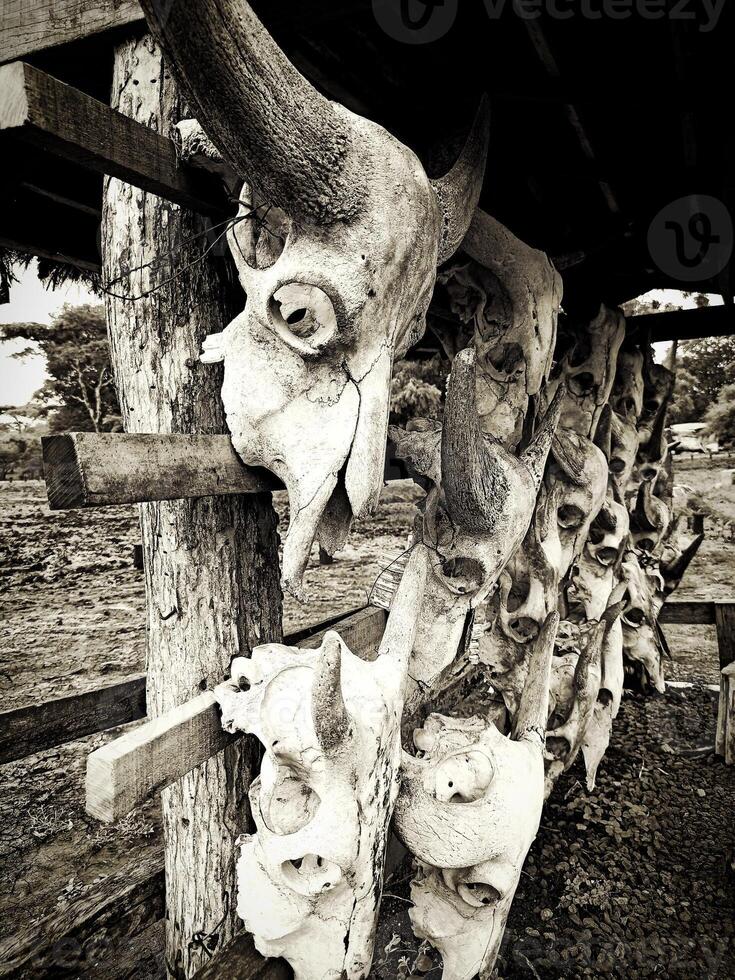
[102,35,282,979]
[715,604,735,759]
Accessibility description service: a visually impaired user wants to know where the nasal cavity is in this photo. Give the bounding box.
[441,556,485,593]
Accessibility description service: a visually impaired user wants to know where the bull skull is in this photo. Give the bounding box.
[141,0,489,598]
[628,480,671,556]
[566,494,630,621]
[390,348,563,699]
[544,617,607,796]
[639,345,675,447]
[620,551,666,693]
[545,304,625,438]
[581,614,625,791]
[214,549,426,979]
[394,613,558,980]
[439,211,562,448]
[611,346,645,421]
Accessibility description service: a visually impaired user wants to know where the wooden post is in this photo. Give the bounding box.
[715,604,735,760]
[102,34,282,980]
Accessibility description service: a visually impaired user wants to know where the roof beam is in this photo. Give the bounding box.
[628,304,734,343]
[0,0,143,65]
[0,61,229,218]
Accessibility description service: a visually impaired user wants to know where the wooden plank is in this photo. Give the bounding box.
[86,692,229,823]
[85,606,387,822]
[715,602,735,670]
[0,674,146,765]
[0,61,228,218]
[42,432,402,509]
[658,600,716,625]
[0,0,143,65]
[42,432,283,509]
[0,850,164,979]
[628,304,735,343]
[0,188,101,273]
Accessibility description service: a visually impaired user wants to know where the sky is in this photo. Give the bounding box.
[0,261,723,409]
[0,261,97,408]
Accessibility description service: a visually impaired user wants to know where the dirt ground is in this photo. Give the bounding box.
[1,459,735,977]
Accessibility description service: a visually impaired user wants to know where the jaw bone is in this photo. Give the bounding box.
[145,0,490,599]
[214,549,426,979]
[394,612,558,980]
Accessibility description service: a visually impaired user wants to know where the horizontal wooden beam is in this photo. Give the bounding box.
[0,0,143,65]
[0,61,228,218]
[0,849,164,978]
[85,605,387,823]
[0,675,146,766]
[42,432,283,509]
[659,600,716,625]
[42,432,405,509]
[628,304,735,343]
[0,189,101,273]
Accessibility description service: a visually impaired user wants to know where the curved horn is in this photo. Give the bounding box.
[593,403,613,461]
[441,346,509,534]
[140,0,361,225]
[521,385,567,489]
[311,632,350,753]
[644,392,671,460]
[632,481,660,531]
[661,533,704,591]
[512,611,559,744]
[432,97,491,264]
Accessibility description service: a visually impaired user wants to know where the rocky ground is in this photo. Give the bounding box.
[1,461,735,977]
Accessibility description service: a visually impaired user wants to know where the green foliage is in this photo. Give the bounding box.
[389,355,449,426]
[0,304,120,432]
[669,335,735,424]
[703,382,735,447]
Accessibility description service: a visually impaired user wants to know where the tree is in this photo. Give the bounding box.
[704,383,735,448]
[0,304,120,432]
[390,355,448,426]
[669,335,735,423]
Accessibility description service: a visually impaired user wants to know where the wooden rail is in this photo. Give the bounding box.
[3,601,730,769]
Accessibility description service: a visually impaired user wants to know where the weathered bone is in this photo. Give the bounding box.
[544,618,606,796]
[390,350,564,699]
[581,614,625,790]
[620,551,666,694]
[545,304,626,439]
[639,345,675,447]
[567,494,630,622]
[609,411,640,502]
[145,0,489,598]
[611,346,645,421]
[214,548,426,979]
[660,532,704,596]
[629,480,670,555]
[394,612,558,980]
[440,210,562,448]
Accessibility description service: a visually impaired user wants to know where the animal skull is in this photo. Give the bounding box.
[609,412,641,502]
[628,480,671,556]
[142,0,489,599]
[566,493,630,621]
[620,551,666,693]
[394,613,558,980]
[546,304,625,439]
[611,346,645,421]
[439,210,562,448]
[639,346,675,447]
[581,614,625,791]
[214,549,426,979]
[389,348,563,699]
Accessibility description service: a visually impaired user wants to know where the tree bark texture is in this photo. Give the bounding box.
[102,35,282,980]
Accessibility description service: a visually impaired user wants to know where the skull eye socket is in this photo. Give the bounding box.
[596,546,620,567]
[510,617,540,641]
[440,556,485,595]
[640,466,658,481]
[623,606,646,628]
[610,457,627,474]
[458,881,502,908]
[636,537,655,553]
[269,283,338,352]
[644,398,660,415]
[569,371,596,396]
[557,504,585,530]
